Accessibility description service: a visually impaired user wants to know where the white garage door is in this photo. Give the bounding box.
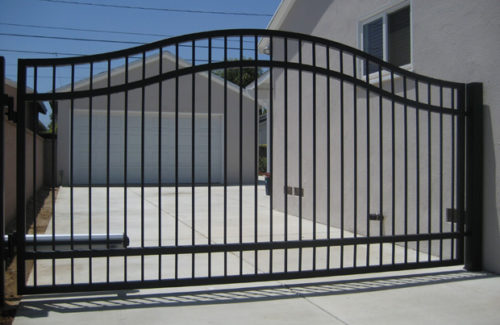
[73,110,223,185]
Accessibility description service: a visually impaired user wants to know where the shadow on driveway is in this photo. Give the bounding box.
[17,269,494,318]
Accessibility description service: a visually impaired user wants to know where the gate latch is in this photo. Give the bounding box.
[369,214,384,221]
[446,209,459,223]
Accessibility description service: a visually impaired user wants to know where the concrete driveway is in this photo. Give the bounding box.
[12,184,500,324]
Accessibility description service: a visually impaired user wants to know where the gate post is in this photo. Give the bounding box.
[0,57,5,306]
[16,61,27,295]
[464,83,483,271]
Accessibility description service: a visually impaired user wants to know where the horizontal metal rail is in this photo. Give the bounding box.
[23,60,460,116]
[20,260,463,295]
[18,29,463,88]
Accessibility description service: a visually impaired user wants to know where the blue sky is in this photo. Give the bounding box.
[0,0,281,124]
[0,0,280,79]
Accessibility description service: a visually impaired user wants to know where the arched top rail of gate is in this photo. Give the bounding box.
[18,29,464,114]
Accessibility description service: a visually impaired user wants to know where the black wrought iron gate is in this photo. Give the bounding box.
[11,29,482,295]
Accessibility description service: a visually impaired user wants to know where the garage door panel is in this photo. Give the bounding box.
[73,111,223,185]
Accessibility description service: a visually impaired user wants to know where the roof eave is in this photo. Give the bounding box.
[258,0,297,54]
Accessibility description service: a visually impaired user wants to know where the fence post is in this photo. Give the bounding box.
[0,57,5,306]
[464,82,483,271]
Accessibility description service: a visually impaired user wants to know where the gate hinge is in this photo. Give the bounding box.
[1,94,15,122]
[2,233,16,263]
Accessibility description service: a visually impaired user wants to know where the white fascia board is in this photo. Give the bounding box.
[258,0,297,53]
[245,70,270,108]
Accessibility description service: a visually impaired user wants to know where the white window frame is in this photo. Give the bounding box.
[358,0,413,83]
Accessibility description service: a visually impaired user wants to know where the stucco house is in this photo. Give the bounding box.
[246,70,270,169]
[56,51,257,186]
[260,0,500,272]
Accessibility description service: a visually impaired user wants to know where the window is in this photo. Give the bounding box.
[360,4,411,75]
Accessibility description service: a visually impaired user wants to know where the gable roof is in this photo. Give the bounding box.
[4,77,48,114]
[56,51,254,101]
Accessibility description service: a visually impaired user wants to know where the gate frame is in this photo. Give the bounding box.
[11,29,484,296]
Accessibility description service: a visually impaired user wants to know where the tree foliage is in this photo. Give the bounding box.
[213,58,264,88]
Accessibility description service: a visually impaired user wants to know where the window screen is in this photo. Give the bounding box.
[363,18,383,74]
[361,5,411,75]
[388,6,410,66]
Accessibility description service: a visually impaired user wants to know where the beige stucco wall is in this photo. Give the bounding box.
[3,84,49,232]
[270,0,500,270]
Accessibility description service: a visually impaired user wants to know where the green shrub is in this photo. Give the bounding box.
[259,144,267,159]
[259,156,267,173]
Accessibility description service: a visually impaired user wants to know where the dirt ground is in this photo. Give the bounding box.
[1,187,57,325]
